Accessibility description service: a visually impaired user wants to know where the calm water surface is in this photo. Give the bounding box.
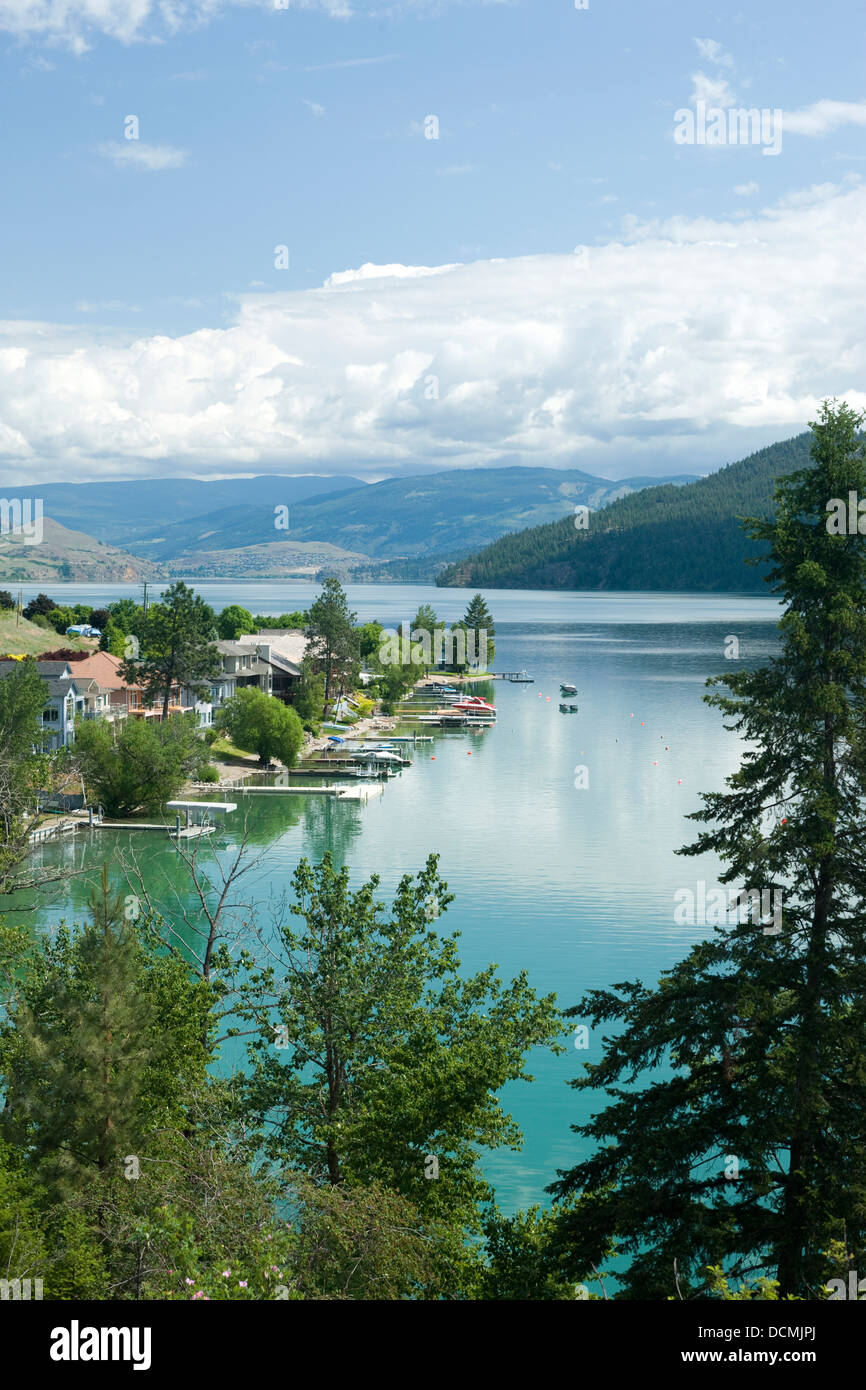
[21,587,780,1212]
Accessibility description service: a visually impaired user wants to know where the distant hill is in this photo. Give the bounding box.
[168,537,371,580]
[436,434,815,591]
[125,466,699,567]
[0,475,365,546]
[0,517,163,584]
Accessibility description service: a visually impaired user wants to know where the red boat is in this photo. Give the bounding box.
[450,695,496,716]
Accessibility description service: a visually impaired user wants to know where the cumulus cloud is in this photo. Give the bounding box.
[694,38,734,69]
[1,182,865,484]
[783,99,866,136]
[98,141,188,169]
[0,0,496,52]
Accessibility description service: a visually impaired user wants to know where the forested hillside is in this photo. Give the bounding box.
[437,434,815,591]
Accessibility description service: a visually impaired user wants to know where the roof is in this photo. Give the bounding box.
[0,660,73,678]
[238,629,308,666]
[63,650,138,691]
[44,677,83,700]
[215,640,255,656]
[266,651,302,678]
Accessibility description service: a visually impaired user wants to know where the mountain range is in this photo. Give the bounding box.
[1,465,697,582]
[436,434,815,591]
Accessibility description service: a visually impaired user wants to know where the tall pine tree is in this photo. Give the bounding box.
[551,400,866,1299]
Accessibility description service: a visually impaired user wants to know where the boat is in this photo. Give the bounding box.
[450,695,496,716]
[560,683,578,696]
[559,703,579,713]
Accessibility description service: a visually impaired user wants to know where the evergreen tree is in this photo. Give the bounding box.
[0,868,211,1193]
[305,578,359,709]
[463,594,495,669]
[122,581,219,720]
[550,400,866,1299]
[237,853,562,1290]
[0,659,49,892]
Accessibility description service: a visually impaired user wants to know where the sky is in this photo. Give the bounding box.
[0,0,864,485]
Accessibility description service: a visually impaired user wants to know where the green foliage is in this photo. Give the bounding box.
[0,658,48,891]
[0,591,14,610]
[305,578,359,706]
[217,604,257,640]
[550,401,866,1299]
[0,870,213,1193]
[253,611,307,630]
[236,852,562,1290]
[22,593,57,619]
[355,620,385,665]
[479,1202,595,1299]
[217,686,304,766]
[122,581,220,719]
[99,621,127,656]
[74,713,206,816]
[438,433,818,592]
[198,763,220,783]
[106,598,146,635]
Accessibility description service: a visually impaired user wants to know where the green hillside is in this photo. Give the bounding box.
[436,434,815,591]
[127,465,698,565]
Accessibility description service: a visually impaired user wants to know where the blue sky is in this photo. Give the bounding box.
[0,0,864,484]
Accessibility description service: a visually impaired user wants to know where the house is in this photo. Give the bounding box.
[212,640,273,702]
[0,659,103,751]
[236,630,306,704]
[59,650,140,723]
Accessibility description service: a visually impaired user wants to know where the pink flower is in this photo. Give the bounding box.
[185,1277,195,1285]
[238,1280,248,1289]
[221,1269,231,1278]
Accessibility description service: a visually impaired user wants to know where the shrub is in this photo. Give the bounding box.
[198,764,220,783]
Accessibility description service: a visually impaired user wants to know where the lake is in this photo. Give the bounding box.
[19,584,781,1213]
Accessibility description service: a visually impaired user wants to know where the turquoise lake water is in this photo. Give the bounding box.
[20,586,782,1212]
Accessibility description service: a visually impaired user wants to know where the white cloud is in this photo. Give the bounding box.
[76,300,142,312]
[694,38,734,69]
[304,53,400,71]
[689,71,737,108]
[0,2,495,52]
[733,181,759,196]
[300,98,326,116]
[98,141,188,170]
[782,99,866,136]
[2,181,866,484]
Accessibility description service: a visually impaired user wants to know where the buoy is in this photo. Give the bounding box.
[546,697,550,702]
[653,761,658,765]
[467,751,472,756]
[431,756,436,760]
[630,713,634,717]
[677,779,682,784]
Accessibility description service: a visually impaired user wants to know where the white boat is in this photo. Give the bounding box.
[560,683,578,696]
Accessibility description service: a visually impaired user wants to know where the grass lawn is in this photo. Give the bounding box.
[0,611,92,658]
[209,735,258,762]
